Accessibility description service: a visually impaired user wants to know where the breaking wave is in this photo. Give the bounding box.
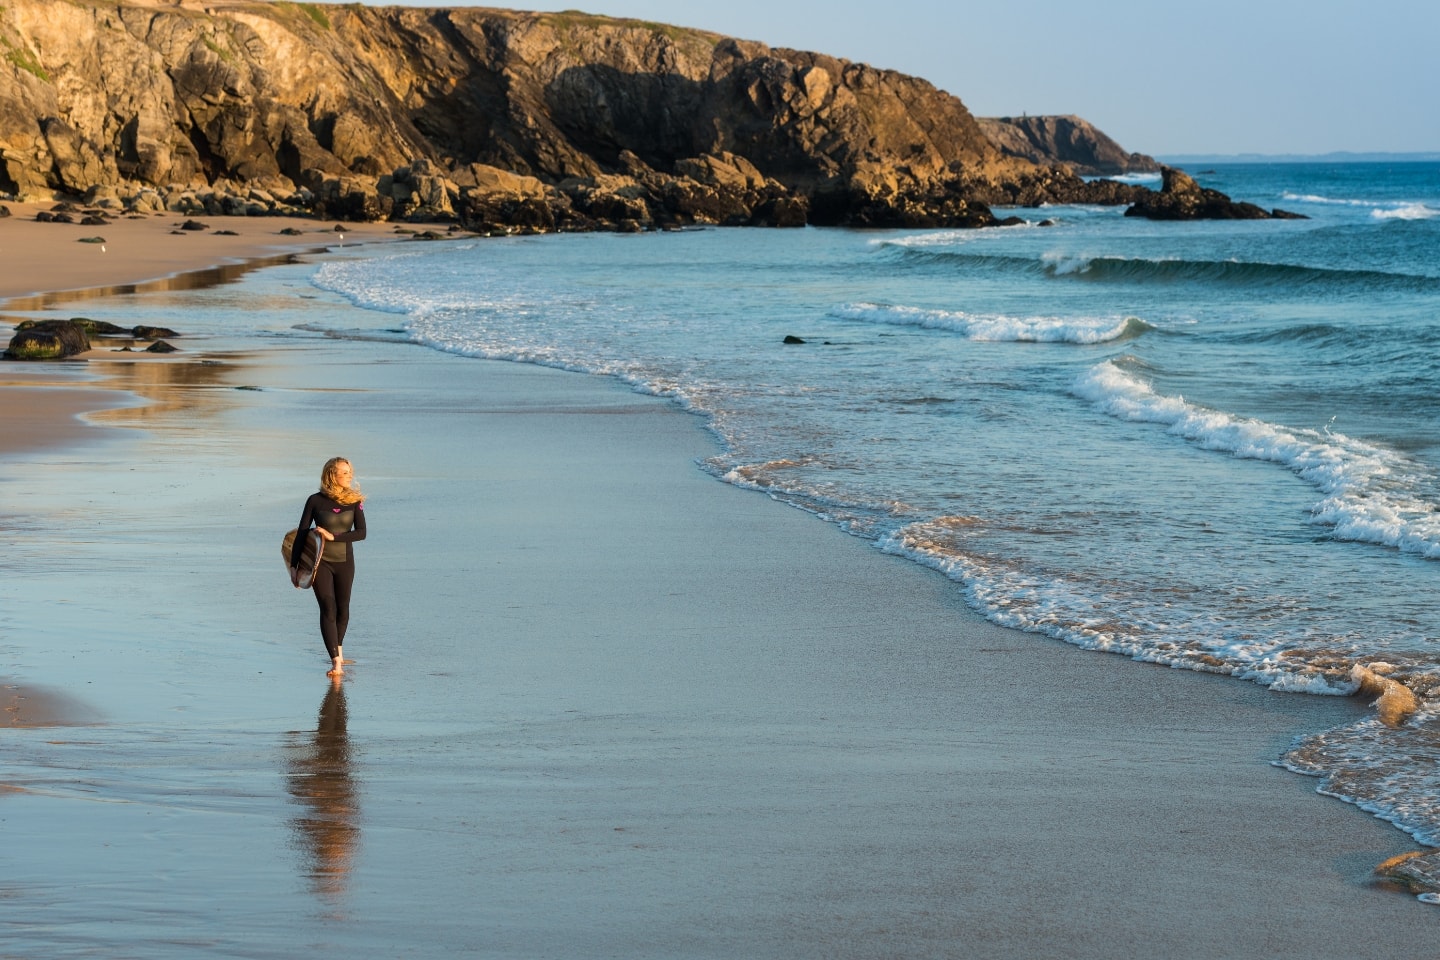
[1281,192,1439,220]
[1373,203,1439,221]
[830,303,1152,343]
[1072,360,1440,558]
[884,245,1440,291]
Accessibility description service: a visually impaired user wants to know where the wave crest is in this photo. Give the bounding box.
[885,246,1440,291]
[1073,360,1440,558]
[1373,203,1439,221]
[830,303,1150,344]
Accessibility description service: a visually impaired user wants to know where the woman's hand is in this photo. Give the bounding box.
[318,528,335,541]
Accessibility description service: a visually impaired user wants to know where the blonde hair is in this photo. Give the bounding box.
[320,457,363,505]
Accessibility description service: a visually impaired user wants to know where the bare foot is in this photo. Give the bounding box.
[327,658,344,676]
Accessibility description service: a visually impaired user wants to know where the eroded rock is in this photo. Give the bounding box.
[1125,166,1308,221]
[4,319,90,360]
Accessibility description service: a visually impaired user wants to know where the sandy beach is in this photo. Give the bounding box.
[0,208,1435,957]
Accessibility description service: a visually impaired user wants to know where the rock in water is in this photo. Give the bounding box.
[1125,166,1307,221]
[4,319,91,360]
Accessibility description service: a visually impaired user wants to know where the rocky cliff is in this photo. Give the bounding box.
[977,115,1158,176]
[0,1,1234,229]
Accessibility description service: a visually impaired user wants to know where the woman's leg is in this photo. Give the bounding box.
[332,555,356,663]
[312,562,343,673]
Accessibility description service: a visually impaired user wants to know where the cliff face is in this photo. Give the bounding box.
[0,1,1148,227]
[977,115,1158,176]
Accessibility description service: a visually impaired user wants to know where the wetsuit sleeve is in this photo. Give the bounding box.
[332,502,366,543]
[290,494,318,568]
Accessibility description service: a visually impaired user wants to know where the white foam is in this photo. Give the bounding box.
[1104,172,1163,185]
[1041,252,1096,276]
[831,303,1146,344]
[1266,671,1356,695]
[1280,192,1439,220]
[1073,360,1440,557]
[1372,203,1439,220]
[1281,192,1371,206]
[877,523,1351,692]
[874,231,983,249]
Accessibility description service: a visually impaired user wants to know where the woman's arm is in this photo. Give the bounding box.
[330,502,366,543]
[289,495,318,567]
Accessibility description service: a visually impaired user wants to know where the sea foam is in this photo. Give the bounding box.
[1281,192,1439,220]
[1073,360,1440,557]
[1372,203,1439,221]
[830,303,1149,343]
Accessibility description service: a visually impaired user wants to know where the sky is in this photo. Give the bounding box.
[351,0,1439,157]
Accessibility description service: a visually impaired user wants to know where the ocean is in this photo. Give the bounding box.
[306,162,1440,854]
[26,162,1440,872]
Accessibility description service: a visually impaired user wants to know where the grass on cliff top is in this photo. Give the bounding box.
[275,1,331,31]
[541,10,720,46]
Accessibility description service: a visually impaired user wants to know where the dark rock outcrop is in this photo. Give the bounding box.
[1125,167,1306,221]
[5,319,90,359]
[978,115,1159,176]
[67,318,129,336]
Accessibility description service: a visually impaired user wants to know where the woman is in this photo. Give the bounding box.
[291,457,367,676]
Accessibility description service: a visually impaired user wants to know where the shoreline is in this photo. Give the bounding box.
[0,201,403,303]
[0,205,405,456]
[0,215,1435,954]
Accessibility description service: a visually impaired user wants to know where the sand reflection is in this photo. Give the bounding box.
[88,349,261,426]
[285,680,360,905]
[1,255,307,314]
[1,679,100,727]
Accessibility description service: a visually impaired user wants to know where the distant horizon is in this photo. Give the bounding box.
[1157,151,1440,165]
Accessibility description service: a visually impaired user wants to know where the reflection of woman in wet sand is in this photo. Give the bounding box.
[285,679,359,902]
[290,457,366,676]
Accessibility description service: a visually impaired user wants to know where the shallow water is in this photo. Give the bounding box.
[301,163,1440,848]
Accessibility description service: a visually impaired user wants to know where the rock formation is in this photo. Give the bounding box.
[977,115,1159,177]
[1125,166,1306,221]
[5,319,90,359]
[0,1,1275,229]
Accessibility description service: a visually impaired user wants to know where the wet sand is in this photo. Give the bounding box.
[0,218,1435,957]
[0,201,398,303]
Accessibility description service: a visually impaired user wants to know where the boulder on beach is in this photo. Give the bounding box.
[4,319,91,360]
[63,318,130,336]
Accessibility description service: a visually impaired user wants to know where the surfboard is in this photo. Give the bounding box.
[282,528,326,589]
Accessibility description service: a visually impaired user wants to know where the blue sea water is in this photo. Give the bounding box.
[307,162,1440,850]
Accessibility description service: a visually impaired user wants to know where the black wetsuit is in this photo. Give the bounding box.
[291,493,366,660]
